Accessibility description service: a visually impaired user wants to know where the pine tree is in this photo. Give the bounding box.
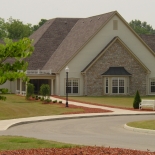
[133,90,141,109]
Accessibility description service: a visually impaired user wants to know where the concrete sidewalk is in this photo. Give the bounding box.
[51,96,155,115]
[0,96,155,131]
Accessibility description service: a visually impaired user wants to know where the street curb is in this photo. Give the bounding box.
[1,113,155,131]
[124,124,155,134]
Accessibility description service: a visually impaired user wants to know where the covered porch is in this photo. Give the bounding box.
[16,70,55,96]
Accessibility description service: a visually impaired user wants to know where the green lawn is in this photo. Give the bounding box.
[127,120,155,130]
[0,136,78,151]
[1,94,154,120]
[0,94,155,151]
[0,94,83,120]
[67,96,155,108]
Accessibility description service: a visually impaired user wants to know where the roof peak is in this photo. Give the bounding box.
[47,11,117,21]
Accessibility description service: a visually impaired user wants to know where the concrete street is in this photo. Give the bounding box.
[0,115,155,151]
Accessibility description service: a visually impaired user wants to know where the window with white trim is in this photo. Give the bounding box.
[112,78,125,94]
[66,79,79,94]
[150,79,155,93]
[105,78,109,94]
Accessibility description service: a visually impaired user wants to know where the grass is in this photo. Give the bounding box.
[127,120,155,130]
[0,94,155,151]
[67,96,155,108]
[0,136,78,151]
[0,94,83,120]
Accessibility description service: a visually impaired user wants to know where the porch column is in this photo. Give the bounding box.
[51,79,54,95]
[20,79,22,95]
[56,73,60,96]
[25,81,27,95]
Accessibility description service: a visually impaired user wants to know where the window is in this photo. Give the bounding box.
[66,79,79,94]
[105,78,109,94]
[112,78,124,94]
[150,79,155,93]
[112,79,118,93]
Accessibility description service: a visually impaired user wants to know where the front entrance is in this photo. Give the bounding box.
[29,79,50,94]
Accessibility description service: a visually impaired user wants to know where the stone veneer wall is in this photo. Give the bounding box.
[84,40,148,96]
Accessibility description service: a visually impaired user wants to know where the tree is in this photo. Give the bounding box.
[0,38,34,100]
[0,18,7,39]
[32,19,47,31]
[0,17,48,39]
[5,17,33,39]
[133,90,141,109]
[129,20,155,35]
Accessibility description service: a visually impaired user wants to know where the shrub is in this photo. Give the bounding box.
[59,101,62,104]
[35,95,38,100]
[133,90,141,109]
[53,100,57,103]
[40,97,44,101]
[32,94,35,98]
[40,84,50,99]
[44,98,51,103]
[48,99,51,103]
[26,83,34,99]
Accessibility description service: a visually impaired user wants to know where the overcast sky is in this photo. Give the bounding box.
[0,0,154,28]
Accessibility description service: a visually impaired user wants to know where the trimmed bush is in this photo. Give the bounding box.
[26,83,34,99]
[59,101,62,104]
[40,97,44,101]
[53,100,57,103]
[40,84,50,99]
[133,90,141,109]
[32,94,35,99]
[44,98,51,103]
[35,96,38,100]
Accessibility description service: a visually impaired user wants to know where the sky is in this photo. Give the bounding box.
[0,0,155,28]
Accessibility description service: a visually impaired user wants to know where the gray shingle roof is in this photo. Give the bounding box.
[42,11,116,72]
[140,35,155,53]
[102,67,132,75]
[2,11,155,73]
[26,18,79,70]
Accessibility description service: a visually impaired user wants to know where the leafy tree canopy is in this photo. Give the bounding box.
[0,38,34,100]
[129,20,155,35]
[5,17,33,39]
[0,18,7,39]
[0,17,47,39]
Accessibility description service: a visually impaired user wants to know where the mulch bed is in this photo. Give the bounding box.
[0,146,154,155]
[60,104,113,114]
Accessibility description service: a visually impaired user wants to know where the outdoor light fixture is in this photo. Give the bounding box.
[65,66,69,107]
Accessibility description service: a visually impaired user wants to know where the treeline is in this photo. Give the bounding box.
[0,17,47,39]
[129,20,155,35]
[0,17,154,40]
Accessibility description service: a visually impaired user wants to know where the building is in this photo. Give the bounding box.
[2,11,155,96]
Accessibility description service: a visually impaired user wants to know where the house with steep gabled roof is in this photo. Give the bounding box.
[1,11,155,96]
